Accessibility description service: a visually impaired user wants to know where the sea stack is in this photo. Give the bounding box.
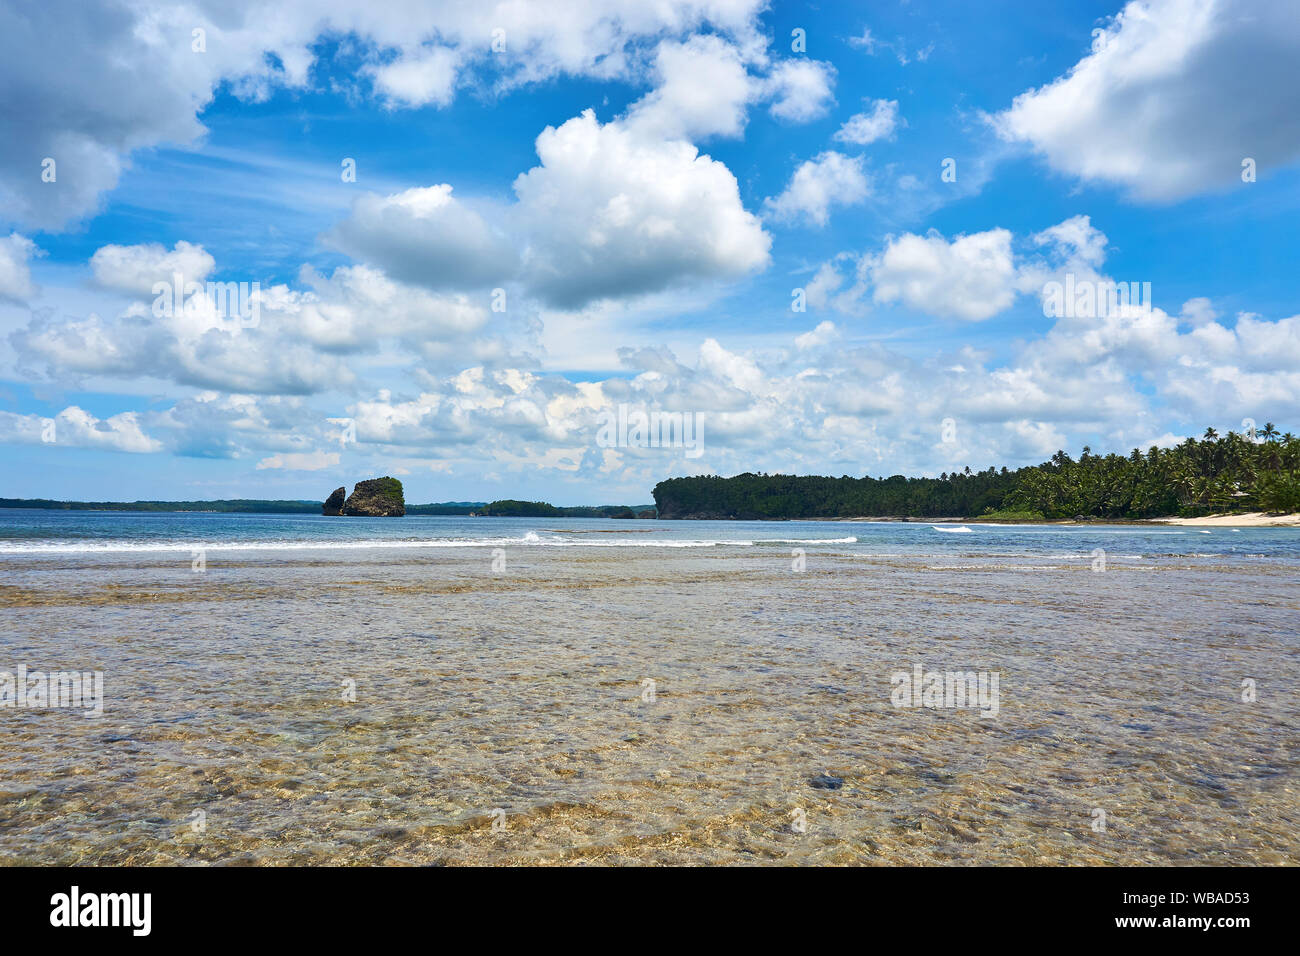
[322,487,346,516]
[342,477,406,517]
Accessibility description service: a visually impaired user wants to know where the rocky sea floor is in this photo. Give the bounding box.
[1,545,1297,865]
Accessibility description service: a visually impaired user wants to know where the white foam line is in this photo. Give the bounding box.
[0,532,872,555]
[967,528,1188,535]
[0,537,753,555]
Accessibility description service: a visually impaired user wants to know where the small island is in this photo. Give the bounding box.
[323,477,406,517]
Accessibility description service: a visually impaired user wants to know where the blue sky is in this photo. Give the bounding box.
[1,0,1298,504]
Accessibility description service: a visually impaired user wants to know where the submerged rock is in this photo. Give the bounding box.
[342,477,406,517]
[322,487,346,516]
[809,773,844,790]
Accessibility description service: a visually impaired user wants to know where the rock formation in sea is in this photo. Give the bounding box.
[322,487,346,516]
[342,477,406,517]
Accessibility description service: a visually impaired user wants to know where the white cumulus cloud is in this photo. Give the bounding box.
[763,59,837,122]
[833,99,902,145]
[324,185,518,291]
[513,109,770,309]
[0,232,39,302]
[764,152,870,227]
[90,240,216,295]
[0,0,769,230]
[0,406,161,454]
[994,0,1300,201]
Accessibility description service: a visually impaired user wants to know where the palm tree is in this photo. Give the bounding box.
[1170,464,1197,508]
[1261,422,1279,442]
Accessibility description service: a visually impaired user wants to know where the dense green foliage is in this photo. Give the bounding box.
[654,426,1300,520]
[406,502,486,515]
[653,472,1011,519]
[977,508,1047,522]
[480,499,562,516]
[370,477,404,501]
[0,498,322,513]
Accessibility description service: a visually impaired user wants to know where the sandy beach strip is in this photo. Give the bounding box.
[1147,512,1300,527]
[814,512,1300,527]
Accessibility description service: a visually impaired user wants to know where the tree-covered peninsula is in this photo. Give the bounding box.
[653,426,1300,520]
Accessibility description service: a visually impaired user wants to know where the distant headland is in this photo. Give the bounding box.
[0,485,656,518]
[653,427,1299,521]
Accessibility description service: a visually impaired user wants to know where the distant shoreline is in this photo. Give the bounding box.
[839,513,1300,527]
[4,503,1298,526]
[665,513,1300,526]
[846,512,1300,526]
[0,498,651,517]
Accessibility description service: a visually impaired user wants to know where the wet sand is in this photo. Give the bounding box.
[1,547,1297,865]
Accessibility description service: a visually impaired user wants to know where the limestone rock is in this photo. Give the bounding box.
[322,487,346,516]
[342,477,405,517]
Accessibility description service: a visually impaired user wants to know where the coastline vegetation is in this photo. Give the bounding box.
[0,498,325,513]
[0,498,486,515]
[653,426,1300,520]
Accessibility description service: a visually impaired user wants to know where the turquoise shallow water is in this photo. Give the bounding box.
[2,509,1299,560]
[1,509,1298,864]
